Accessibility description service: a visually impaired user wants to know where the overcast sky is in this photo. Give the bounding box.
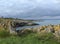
[0,0,60,19]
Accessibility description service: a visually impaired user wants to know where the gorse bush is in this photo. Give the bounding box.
[17,29,33,37]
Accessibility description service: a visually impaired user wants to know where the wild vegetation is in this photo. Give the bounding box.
[0,31,60,44]
[0,18,60,44]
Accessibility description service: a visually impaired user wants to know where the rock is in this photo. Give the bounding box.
[12,22,39,28]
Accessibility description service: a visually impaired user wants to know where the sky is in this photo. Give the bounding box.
[0,0,60,19]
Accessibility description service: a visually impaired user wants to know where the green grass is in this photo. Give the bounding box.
[0,30,10,38]
[0,33,60,44]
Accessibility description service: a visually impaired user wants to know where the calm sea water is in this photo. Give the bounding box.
[16,19,60,30]
[36,19,60,26]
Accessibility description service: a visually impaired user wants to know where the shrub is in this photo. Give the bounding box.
[17,29,33,36]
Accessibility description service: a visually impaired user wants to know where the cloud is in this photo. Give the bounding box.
[0,0,60,19]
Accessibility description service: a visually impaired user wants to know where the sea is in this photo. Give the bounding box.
[16,19,60,30]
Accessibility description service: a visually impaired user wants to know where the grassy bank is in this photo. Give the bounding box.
[0,32,60,44]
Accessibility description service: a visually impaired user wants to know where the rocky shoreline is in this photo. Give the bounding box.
[16,24,60,37]
[0,18,39,34]
[11,21,39,28]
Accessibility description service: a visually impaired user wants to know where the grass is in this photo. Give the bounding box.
[0,33,60,44]
[0,30,10,38]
